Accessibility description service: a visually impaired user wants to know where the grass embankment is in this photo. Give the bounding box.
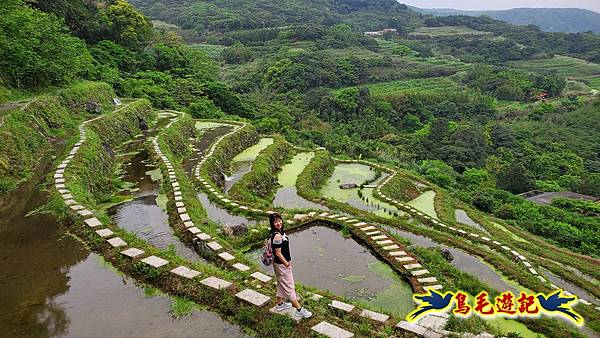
[66,98,155,207]
[0,81,114,192]
[228,136,294,208]
[295,149,335,201]
[199,123,259,188]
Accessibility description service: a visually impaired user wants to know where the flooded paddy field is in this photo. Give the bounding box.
[247,225,414,317]
[273,152,328,210]
[0,137,243,337]
[224,138,273,193]
[320,163,402,218]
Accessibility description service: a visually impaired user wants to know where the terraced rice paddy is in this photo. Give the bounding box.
[273,152,327,210]
[248,225,414,317]
[320,163,401,217]
[407,190,438,219]
[224,137,273,192]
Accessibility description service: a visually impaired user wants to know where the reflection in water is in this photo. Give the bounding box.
[197,191,256,226]
[248,225,413,317]
[454,209,489,234]
[39,254,247,338]
[0,139,244,337]
[383,226,519,293]
[541,268,599,305]
[184,125,233,175]
[111,132,203,262]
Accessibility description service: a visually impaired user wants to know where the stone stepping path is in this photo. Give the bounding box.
[171,266,201,279]
[311,321,354,338]
[200,276,232,290]
[235,288,270,307]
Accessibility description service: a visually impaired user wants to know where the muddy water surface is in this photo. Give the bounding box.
[248,225,414,317]
[110,127,202,262]
[0,138,244,337]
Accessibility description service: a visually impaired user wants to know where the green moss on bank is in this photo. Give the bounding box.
[296,149,335,200]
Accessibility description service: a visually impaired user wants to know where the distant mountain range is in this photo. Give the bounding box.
[410,7,600,34]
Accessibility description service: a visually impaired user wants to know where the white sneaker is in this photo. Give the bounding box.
[295,307,313,318]
[275,302,292,311]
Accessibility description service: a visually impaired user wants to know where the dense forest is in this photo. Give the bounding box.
[2,0,600,267]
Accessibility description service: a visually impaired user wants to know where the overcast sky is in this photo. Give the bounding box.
[400,0,600,12]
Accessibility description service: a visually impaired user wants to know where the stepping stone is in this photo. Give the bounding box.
[61,194,73,199]
[579,299,591,306]
[236,289,270,307]
[468,233,479,238]
[410,269,429,276]
[141,255,169,268]
[376,240,394,245]
[311,321,354,338]
[233,263,250,271]
[528,268,538,275]
[84,217,102,227]
[418,277,438,284]
[69,205,84,211]
[171,266,201,279]
[201,276,232,290]
[360,226,376,231]
[396,321,429,336]
[383,244,400,250]
[319,212,329,217]
[396,256,414,262]
[175,202,185,208]
[365,231,381,236]
[511,250,520,256]
[371,235,388,240]
[501,246,511,251]
[426,285,443,291]
[360,309,389,323]
[95,228,113,238]
[493,241,501,245]
[184,221,194,228]
[174,196,183,201]
[523,261,532,267]
[56,169,65,174]
[329,300,354,313]
[107,237,127,248]
[457,229,466,234]
[58,189,69,194]
[54,173,63,179]
[206,241,222,251]
[222,198,231,203]
[389,251,407,256]
[345,219,358,223]
[188,227,201,235]
[196,233,211,241]
[218,252,235,261]
[55,178,65,183]
[337,217,348,221]
[174,191,182,197]
[251,271,272,283]
[55,184,66,189]
[77,209,93,218]
[354,222,367,227]
[404,263,423,270]
[64,199,77,206]
[328,214,340,219]
[239,206,249,210]
[180,213,191,222]
[121,248,145,258]
[481,236,491,241]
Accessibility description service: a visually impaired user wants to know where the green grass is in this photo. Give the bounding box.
[188,43,227,59]
[334,77,460,96]
[408,26,492,38]
[510,55,600,93]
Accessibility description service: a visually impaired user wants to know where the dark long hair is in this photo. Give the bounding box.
[269,212,284,236]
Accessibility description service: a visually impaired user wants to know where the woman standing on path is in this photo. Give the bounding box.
[270,212,312,318]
